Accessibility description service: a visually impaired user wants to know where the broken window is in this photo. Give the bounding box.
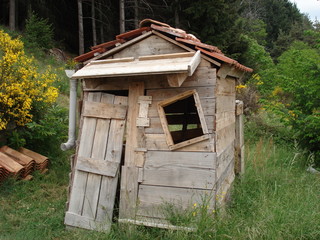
[157,90,209,150]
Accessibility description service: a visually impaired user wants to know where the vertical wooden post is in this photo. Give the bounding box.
[119,82,144,219]
[235,100,244,175]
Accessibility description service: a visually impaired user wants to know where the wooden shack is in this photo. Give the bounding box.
[64,19,252,231]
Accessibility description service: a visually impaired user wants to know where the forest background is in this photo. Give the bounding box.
[1,0,319,164]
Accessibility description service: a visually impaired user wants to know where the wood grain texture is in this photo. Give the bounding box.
[119,82,144,219]
[66,93,128,231]
[136,185,215,219]
[75,157,119,177]
[144,151,216,169]
[140,165,215,189]
[83,101,127,119]
[145,133,214,152]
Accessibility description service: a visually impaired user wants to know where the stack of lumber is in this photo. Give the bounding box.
[0,146,49,183]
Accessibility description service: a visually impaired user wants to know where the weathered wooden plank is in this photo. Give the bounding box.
[75,157,119,177]
[194,91,209,134]
[96,96,128,221]
[215,111,236,131]
[216,142,234,181]
[113,34,186,59]
[216,76,235,95]
[216,95,235,113]
[65,212,110,232]
[83,101,127,119]
[118,218,195,231]
[68,92,102,216]
[119,166,139,219]
[145,133,214,152]
[167,73,189,87]
[137,185,215,218]
[145,151,216,169]
[139,51,194,61]
[119,82,144,219]
[82,93,114,219]
[216,123,235,154]
[140,165,215,189]
[215,160,235,206]
[188,50,201,76]
[235,111,244,175]
[236,100,244,115]
[90,57,134,65]
[169,134,210,150]
[82,67,216,92]
[148,86,214,101]
[124,82,145,166]
[136,95,151,127]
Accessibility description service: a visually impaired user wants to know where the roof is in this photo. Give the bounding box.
[74,19,253,73]
[72,51,201,80]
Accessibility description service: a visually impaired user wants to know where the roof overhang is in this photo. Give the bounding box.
[72,51,201,87]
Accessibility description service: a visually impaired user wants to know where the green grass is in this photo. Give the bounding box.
[1,134,320,239]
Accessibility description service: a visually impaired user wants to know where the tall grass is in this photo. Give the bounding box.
[1,134,319,239]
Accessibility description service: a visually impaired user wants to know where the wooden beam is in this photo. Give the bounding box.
[167,73,188,87]
[188,50,201,76]
[119,82,144,219]
[152,30,221,67]
[75,157,119,177]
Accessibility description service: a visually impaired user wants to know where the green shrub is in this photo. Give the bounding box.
[24,11,54,51]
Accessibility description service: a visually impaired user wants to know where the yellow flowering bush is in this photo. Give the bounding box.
[0,30,58,130]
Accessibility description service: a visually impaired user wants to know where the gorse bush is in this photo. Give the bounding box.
[0,30,58,131]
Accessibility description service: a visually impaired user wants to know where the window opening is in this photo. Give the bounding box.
[158,90,209,150]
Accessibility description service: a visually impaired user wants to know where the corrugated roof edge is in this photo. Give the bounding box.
[74,19,253,73]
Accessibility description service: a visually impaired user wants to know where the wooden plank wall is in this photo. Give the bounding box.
[215,73,237,206]
[136,151,216,220]
[112,35,186,59]
[82,36,220,224]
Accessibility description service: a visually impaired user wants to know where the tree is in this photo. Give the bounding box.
[91,0,97,46]
[120,0,125,33]
[78,0,84,54]
[9,0,16,31]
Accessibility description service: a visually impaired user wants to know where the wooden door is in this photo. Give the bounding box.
[65,92,128,231]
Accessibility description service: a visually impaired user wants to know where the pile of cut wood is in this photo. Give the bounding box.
[0,146,49,182]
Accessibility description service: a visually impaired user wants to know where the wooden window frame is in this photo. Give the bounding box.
[157,89,209,150]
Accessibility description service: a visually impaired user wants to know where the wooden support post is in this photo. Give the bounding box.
[120,82,144,219]
[235,100,244,175]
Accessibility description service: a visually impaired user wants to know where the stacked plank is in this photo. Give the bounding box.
[0,146,49,183]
